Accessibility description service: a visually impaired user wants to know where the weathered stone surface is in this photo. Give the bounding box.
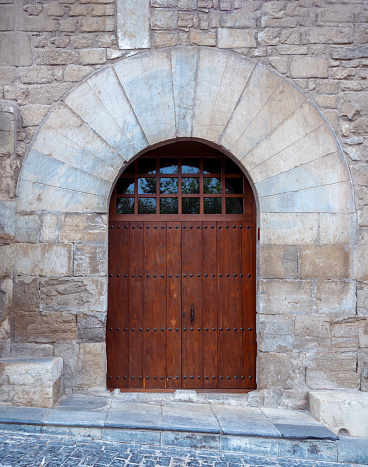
[0,357,63,408]
[73,244,107,276]
[309,390,368,437]
[189,30,216,46]
[0,245,15,276]
[0,107,16,155]
[218,28,255,48]
[295,315,330,339]
[258,352,305,391]
[16,244,72,276]
[260,213,318,245]
[77,312,106,343]
[353,245,368,281]
[64,65,93,82]
[306,353,358,390]
[319,214,354,245]
[20,104,49,126]
[59,214,107,244]
[0,277,12,343]
[259,280,313,316]
[54,343,105,389]
[14,311,76,343]
[151,9,178,30]
[40,277,107,312]
[300,246,351,280]
[10,344,54,358]
[13,276,39,312]
[220,3,256,28]
[79,48,106,65]
[257,315,294,352]
[40,214,58,243]
[290,57,328,78]
[331,321,359,351]
[315,281,356,317]
[0,201,15,245]
[15,214,40,243]
[308,27,352,44]
[331,47,368,60]
[259,246,297,279]
[0,33,32,66]
[35,49,79,66]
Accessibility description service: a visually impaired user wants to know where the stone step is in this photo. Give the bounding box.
[0,396,367,464]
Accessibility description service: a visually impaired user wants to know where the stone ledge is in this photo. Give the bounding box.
[0,357,63,409]
[309,390,368,438]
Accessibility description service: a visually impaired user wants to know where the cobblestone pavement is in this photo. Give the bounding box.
[0,431,364,467]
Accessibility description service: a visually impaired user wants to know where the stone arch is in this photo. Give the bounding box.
[15,47,356,396]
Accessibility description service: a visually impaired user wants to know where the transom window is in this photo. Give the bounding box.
[110,142,255,220]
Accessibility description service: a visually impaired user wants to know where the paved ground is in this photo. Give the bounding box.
[0,431,365,467]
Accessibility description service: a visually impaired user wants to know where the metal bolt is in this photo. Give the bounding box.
[110,274,113,277]
[117,274,121,277]
[109,327,113,331]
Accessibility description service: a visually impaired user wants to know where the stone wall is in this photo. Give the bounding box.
[0,0,368,407]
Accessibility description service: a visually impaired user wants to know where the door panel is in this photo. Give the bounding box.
[107,219,256,390]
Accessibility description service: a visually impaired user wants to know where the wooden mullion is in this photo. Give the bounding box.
[200,158,204,215]
[178,158,182,215]
[221,158,226,215]
[134,159,138,215]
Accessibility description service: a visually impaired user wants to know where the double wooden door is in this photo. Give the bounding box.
[107,220,256,390]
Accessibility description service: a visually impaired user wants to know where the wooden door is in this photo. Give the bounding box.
[107,142,256,391]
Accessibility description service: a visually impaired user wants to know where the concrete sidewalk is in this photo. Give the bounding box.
[0,395,366,465]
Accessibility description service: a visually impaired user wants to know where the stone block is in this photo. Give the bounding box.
[220,434,278,456]
[353,245,368,281]
[40,277,107,312]
[13,276,39,312]
[35,49,78,66]
[32,124,117,183]
[319,214,354,245]
[309,390,368,438]
[0,245,15,276]
[276,45,307,55]
[15,214,40,243]
[0,357,62,408]
[0,277,12,338]
[80,17,115,32]
[102,428,160,444]
[14,311,76,344]
[319,5,356,23]
[86,66,148,157]
[315,281,356,317]
[0,201,15,244]
[306,354,358,390]
[300,246,351,280]
[18,67,54,85]
[10,344,54,358]
[291,57,328,78]
[295,315,330,339]
[79,49,106,65]
[41,214,58,243]
[162,432,220,450]
[218,28,255,48]
[64,65,93,82]
[279,439,337,462]
[338,437,368,465]
[308,27,352,44]
[73,244,107,276]
[331,321,359,351]
[220,3,256,28]
[20,104,49,126]
[259,245,297,279]
[258,352,305,391]
[189,30,216,46]
[117,0,150,49]
[260,213,318,245]
[77,313,106,343]
[257,314,294,352]
[55,343,105,389]
[0,67,15,85]
[154,31,178,48]
[0,33,32,66]
[259,279,313,315]
[151,9,178,30]
[59,214,107,244]
[331,47,368,60]
[16,243,72,277]
[0,108,15,154]
[114,51,175,145]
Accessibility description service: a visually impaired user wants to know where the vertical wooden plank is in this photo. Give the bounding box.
[217,221,243,389]
[181,222,203,389]
[166,222,182,388]
[143,222,167,388]
[107,221,129,389]
[128,222,144,388]
[202,222,217,388]
[242,221,257,389]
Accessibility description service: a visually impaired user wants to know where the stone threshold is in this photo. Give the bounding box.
[1,395,367,464]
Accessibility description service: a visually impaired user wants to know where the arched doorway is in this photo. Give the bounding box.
[107,141,256,391]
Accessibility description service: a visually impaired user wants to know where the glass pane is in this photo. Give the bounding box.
[182,198,200,214]
[116,198,134,214]
[160,198,178,214]
[138,177,156,194]
[226,198,243,214]
[138,198,156,214]
[225,158,242,174]
[203,158,221,174]
[182,159,200,174]
[160,158,178,174]
[138,158,156,174]
[204,177,221,194]
[225,178,243,194]
[204,198,222,214]
[160,177,178,194]
[116,178,134,194]
[182,178,199,194]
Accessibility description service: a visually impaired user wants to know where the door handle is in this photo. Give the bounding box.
[190,303,194,325]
